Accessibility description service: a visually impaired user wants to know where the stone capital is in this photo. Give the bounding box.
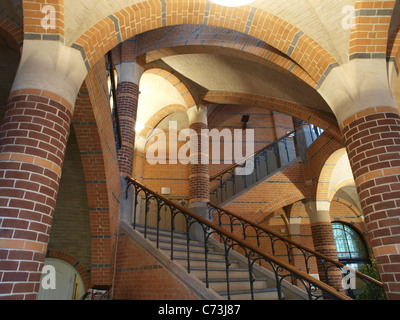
[317,58,398,125]
[11,40,88,108]
[115,61,144,85]
[187,104,208,126]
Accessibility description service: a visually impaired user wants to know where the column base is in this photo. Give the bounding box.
[188,201,210,243]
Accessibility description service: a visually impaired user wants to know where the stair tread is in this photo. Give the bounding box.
[189,266,248,271]
[159,246,222,255]
[143,236,204,246]
[218,288,277,296]
[173,256,236,262]
[134,224,186,235]
[203,277,266,282]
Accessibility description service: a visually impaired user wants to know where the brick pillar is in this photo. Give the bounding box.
[187,105,210,239]
[303,200,344,293]
[112,41,144,224]
[0,40,87,299]
[115,80,140,176]
[341,106,400,300]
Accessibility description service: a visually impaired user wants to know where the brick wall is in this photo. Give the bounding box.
[74,58,121,287]
[113,228,199,300]
[47,127,91,272]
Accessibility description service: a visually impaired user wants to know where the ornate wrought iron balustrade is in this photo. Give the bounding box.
[207,202,384,300]
[125,177,350,300]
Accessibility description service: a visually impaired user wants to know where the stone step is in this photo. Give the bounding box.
[205,277,269,292]
[160,246,226,260]
[219,288,279,300]
[133,224,285,301]
[189,267,250,280]
[172,256,241,269]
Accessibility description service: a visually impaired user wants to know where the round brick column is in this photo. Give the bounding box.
[341,106,400,300]
[303,200,344,293]
[113,60,144,225]
[114,59,144,176]
[188,105,210,207]
[116,81,140,176]
[0,40,86,299]
[187,105,210,240]
[0,90,74,299]
[189,121,210,204]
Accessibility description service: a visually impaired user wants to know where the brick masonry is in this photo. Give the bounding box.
[72,0,338,88]
[189,122,210,204]
[0,89,73,299]
[116,81,139,176]
[310,222,344,293]
[113,229,199,300]
[341,106,400,300]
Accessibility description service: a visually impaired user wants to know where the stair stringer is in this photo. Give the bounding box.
[119,221,222,300]
[207,237,309,300]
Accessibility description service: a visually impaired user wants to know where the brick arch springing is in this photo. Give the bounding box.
[253,190,307,224]
[71,0,338,87]
[202,90,342,141]
[0,17,23,51]
[350,0,397,59]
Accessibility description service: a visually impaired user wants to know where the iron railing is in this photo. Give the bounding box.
[209,130,297,205]
[210,125,323,205]
[207,202,384,300]
[126,177,350,300]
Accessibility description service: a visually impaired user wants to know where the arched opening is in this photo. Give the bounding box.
[38,258,86,300]
[332,222,369,271]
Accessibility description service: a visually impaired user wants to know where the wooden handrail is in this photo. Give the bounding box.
[126,176,351,300]
[208,202,383,288]
[209,130,296,181]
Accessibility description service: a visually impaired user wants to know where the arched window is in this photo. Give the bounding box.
[332,222,369,271]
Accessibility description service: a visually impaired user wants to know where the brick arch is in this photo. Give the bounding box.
[0,17,23,51]
[72,77,119,287]
[350,0,397,59]
[46,250,91,292]
[137,25,316,88]
[144,68,196,108]
[202,90,342,141]
[137,104,188,140]
[253,190,307,224]
[330,196,363,222]
[316,147,348,212]
[72,0,338,87]
[328,179,357,203]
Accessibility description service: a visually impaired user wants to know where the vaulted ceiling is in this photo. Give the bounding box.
[1,0,400,134]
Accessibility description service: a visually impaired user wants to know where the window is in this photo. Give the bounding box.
[332,222,369,271]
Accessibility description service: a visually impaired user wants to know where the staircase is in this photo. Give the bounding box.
[133,224,290,300]
[123,177,352,301]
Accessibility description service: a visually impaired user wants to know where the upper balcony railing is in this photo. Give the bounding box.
[210,124,322,205]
